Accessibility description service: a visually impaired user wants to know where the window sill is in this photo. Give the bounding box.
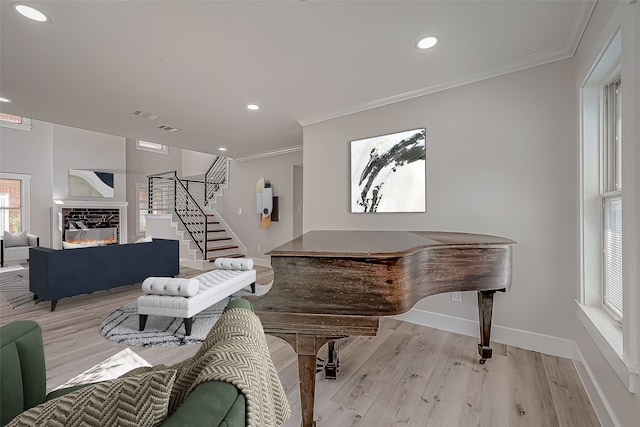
[576,301,638,393]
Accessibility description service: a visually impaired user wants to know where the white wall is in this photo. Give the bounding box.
[1,121,127,248]
[125,138,183,242]
[182,149,215,178]
[572,1,640,426]
[0,120,54,247]
[213,150,303,263]
[50,125,126,246]
[304,58,577,342]
[52,125,126,202]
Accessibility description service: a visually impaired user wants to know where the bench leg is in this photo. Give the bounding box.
[50,300,58,312]
[184,317,193,336]
[251,282,256,293]
[139,315,148,331]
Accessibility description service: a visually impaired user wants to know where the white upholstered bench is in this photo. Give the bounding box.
[137,258,256,336]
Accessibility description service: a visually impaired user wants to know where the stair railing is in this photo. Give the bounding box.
[204,155,228,205]
[148,171,208,258]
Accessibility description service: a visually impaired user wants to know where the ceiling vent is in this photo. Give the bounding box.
[157,125,180,132]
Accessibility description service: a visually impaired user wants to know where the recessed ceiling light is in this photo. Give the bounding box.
[0,97,11,103]
[14,4,49,22]
[247,104,260,111]
[417,36,438,50]
[218,147,227,152]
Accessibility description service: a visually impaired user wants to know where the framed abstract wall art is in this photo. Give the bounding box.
[69,169,114,198]
[350,128,426,213]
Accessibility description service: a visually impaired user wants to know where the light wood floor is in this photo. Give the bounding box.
[0,264,600,427]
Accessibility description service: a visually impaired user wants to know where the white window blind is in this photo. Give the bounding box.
[601,76,622,322]
[603,195,622,320]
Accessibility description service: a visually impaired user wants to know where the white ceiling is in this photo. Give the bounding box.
[0,1,595,159]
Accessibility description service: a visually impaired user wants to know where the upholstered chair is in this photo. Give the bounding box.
[1,231,39,267]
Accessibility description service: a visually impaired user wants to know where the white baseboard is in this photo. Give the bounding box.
[179,258,209,270]
[572,344,619,427]
[390,308,575,359]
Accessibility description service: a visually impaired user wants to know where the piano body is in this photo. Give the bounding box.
[251,230,515,427]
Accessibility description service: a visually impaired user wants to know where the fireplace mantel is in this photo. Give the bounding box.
[54,200,128,208]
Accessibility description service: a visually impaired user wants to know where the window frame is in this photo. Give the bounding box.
[600,74,623,323]
[136,140,168,154]
[0,173,31,234]
[578,27,638,393]
[0,115,32,131]
[135,183,149,235]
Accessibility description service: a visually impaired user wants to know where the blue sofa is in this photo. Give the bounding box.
[29,238,180,311]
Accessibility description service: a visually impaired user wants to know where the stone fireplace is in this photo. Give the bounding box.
[53,200,128,249]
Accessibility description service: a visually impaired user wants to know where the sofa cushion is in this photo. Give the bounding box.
[142,277,200,297]
[3,231,28,248]
[0,343,25,426]
[7,369,177,427]
[213,257,254,271]
[0,321,47,426]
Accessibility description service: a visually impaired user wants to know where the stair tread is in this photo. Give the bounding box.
[194,237,232,243]
[180,222,220,225]
[208,253,246,261]
[206,245,239,252]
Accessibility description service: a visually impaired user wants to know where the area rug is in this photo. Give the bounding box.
[0,266,34,308]
[53,348,151,391]
[100,296,233,348]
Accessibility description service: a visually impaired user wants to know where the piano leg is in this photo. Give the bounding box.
[298,353,318,427]
[477,290,498,364]
[274,333,337,427]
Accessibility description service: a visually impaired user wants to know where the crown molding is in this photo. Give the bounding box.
[298,1,596,127]
[234,145,302,162]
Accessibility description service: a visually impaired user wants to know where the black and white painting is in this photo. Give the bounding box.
[351,128,426,213]
[69,169,114,198]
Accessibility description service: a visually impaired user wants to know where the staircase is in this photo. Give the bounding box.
[147,157,246,268]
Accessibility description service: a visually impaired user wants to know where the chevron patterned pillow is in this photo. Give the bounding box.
[7,369,176,427]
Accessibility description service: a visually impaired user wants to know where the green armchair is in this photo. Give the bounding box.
[0,299,263,427]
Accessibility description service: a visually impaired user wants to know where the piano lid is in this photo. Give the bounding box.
[266,230,516,258]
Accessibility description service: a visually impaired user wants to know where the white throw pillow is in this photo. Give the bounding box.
[62,241,101,249]
[3,231,29,248]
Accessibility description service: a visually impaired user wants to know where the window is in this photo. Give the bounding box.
[601,76,622,322]
[136,140,168,154]
[0,173,31,234]
[0,114,32,131]
[136,184,149,235]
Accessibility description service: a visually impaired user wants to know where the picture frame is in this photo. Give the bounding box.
[69,169,114,198]
[350,128,426,213]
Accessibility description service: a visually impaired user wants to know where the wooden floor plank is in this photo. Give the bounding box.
[508,346,561,427]
[0,263,599,426]
[542,353,600,427]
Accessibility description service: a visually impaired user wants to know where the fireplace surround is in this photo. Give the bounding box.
[62,207,120,244]
[53,200,128,249]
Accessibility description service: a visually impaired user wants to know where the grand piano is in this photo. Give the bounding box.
[251,230,515,427]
